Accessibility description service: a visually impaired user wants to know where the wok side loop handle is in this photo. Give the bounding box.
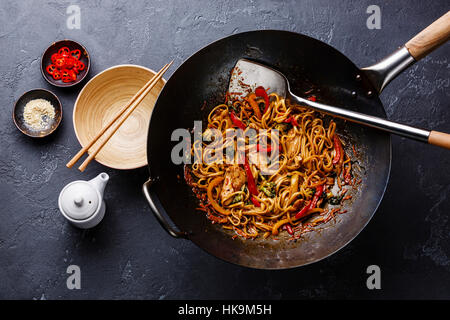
[142,178,188,239]
[428,131,450,150]
[405,11,450,61]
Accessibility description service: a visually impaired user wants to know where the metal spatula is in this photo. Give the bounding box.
[228,58,450,150]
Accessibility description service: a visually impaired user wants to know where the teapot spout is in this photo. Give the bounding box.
[89,173,109,198]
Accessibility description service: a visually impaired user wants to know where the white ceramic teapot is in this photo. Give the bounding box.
[58,173,109,229]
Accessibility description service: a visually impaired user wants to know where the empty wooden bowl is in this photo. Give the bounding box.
[73,65,166,170]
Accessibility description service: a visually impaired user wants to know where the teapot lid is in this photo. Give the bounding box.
[59,181,100,220]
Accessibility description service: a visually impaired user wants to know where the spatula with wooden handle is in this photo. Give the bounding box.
[228,12,450,150]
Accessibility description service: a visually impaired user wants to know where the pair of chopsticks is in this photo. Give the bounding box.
[66,61,173,172]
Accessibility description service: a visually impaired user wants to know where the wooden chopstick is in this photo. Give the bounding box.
[77,61,172,172]
[66,61,172,171]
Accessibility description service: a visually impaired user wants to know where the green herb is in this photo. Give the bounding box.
[231,194,243,204]
[259,182,275,198]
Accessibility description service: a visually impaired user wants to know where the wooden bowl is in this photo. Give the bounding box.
[13,88,62,138]
[41,39,90,87]
[73,65,165,170]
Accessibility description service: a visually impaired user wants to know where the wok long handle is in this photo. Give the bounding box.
[362,11,450,94]
[405,11,450,61]
[429,131,450,150]
[142,178,188,239]
[290,94,450,150]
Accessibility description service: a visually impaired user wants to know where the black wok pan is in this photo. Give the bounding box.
[143,13,449,269]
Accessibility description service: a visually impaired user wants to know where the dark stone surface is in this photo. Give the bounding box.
[0,0,449,299]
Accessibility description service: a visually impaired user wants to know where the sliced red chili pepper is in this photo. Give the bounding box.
[73,60,85,71]
[295,184,324,220]
[51,53,61,64]
[307,95,317,102]
[52,70,61,80]
[68,70,77,81]
[61,69,72,82]
[255,86,270,113]
[58,47,70,57]
[64,57,75,69]
[230,111,246,131]
[70,49,81,60]
[332,135,342,165]
[62,75,72,83]
[54,58,65,68]
[46,64,56,75]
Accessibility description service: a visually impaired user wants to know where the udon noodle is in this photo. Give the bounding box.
[185,88,355,239]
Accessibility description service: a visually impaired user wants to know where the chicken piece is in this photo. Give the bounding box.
[285,129,301,158]
[221,166,247,205]
[285,129,302,165]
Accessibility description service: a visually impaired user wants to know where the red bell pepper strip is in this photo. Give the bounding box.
[243,157,258,197]
[250,196,261,207]
[295,184,324,220]
[256,143,282,153]
[332,135,342,165]
[284,116,299,127]
[230,111,246,131]
[255,86,270,113]
[285,224,294,235]
[244,155,261,208]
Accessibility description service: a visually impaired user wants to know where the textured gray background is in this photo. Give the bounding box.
[0,0,449,299]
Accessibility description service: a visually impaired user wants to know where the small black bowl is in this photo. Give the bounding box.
[13,89,62,138]
[41,39,90,87]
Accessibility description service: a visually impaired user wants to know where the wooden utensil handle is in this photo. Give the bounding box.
[428,131,450,150]
[77,62,173,172]
[405,11,450,60]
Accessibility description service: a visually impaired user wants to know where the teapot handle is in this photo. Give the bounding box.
[142,178,188,239]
